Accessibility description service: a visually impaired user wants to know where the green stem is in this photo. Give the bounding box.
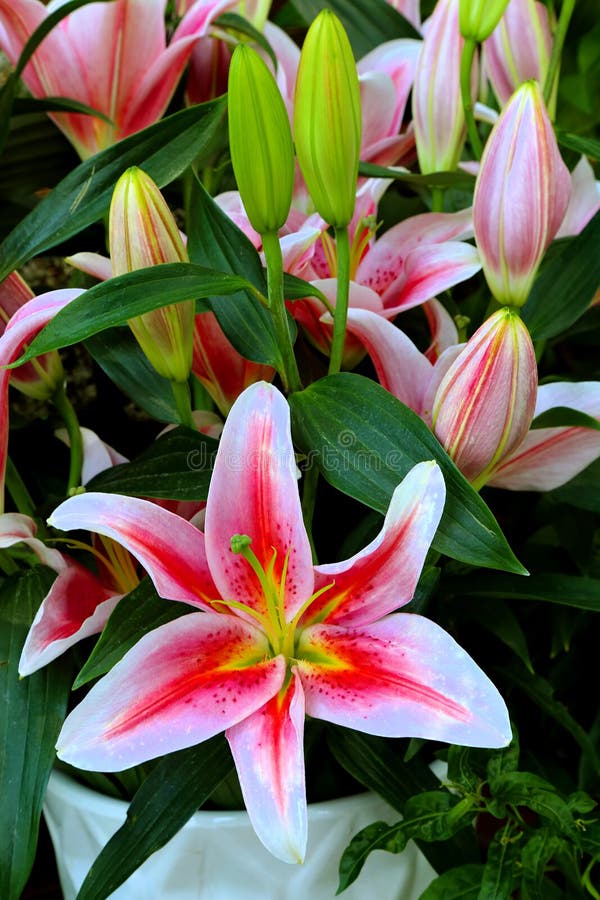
[460,38,483,160]
[52,386,83,495]
[4,456,36,518]
[301,463,319,564]
[431,187,445,213]
[261,230,302,394]
[171,380,196,429]
[328,226,351,376]
[543,0,575,107]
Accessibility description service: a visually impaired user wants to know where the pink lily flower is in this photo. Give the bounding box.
[0,271,64,400]
[49,382,510,863]
[556,156,600,239]
[0,0,231,158]
[343,308,600,491]
[473,80,571,308]
[0,287,84,512]
[483,0,552,106]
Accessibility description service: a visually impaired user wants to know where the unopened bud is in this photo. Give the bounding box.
[459,0,510,42]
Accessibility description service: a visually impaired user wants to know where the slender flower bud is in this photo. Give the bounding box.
[459,0,510,41]
[0,272,64,399]
[431,308,537,488]
[473,81,570,308]
[294,10,361,227]
[109,167,193,383]
[228,44,295,235]
[483,0,552,106]
[412,0,472,173]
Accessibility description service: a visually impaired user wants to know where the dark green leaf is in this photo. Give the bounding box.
[531,406,600,431]
[520,830,564,900]
[187,176,285,368]
[444,572,600,612]
[0,97,227,282]
[458,599,534,672]
[486,733,520,782]
[85,329,180,424]
[359,161,476,187]
[73,579,192,689]
[487,773,579,838]
[479,831,520,900]
[521,210,600,340]
[76,737,234,900]
[215,12,277,69]
[556,130,600,158]
[447,746,485,793]
[88,426,219,500]
[289,374,526,574]
[327,727,479,872]
[419,864,485,899]
[12,96,112,122]
[290,0,420,56]
[15,264,256,363]
[337,820,406,892]
[567,791,596,814]
[0,569,72,900]
[0,74,18,158]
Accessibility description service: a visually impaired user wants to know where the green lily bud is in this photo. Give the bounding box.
[459,0,510,42]
[228,44,294,235]
[109,167,193,384]
[294,10,361,228]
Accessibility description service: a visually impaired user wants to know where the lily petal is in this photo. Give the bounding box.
[227,673,307,864]
[19,563,120,676]
[488,382,600,490]
[382,242,481,315]
[48,492,218,610]
[57,613,286,771]
[343,309,433,414]
[297,615,511,747]
[204,382,314,622]
[0,512,65,571]
[305,462,445,627]
[0,288,84,512]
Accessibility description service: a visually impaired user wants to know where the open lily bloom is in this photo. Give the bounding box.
[0,0,229,157]
[50,382,510,863]
[344,309,600,491]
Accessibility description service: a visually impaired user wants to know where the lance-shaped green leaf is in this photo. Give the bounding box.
[289,373,526,574]
[76,737,234,900]
[187,175,284,367]
[0,568,72,900]
[0,97,227,283]
[88,426,219,500]
[479,830,520,900]
[521,210,600,339]
[359,161,476,188]
[418,865,485,899]
[531,406,600,430]
[12,264,263,364]
[444,572,600,612]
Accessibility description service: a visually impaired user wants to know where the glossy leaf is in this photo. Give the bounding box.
[290,0,420,56]
[0,568,72,900]
[73,579,192,689]
[76,737,234,900]
[88,426,219,500]
[215,13,277,69]
[556,131,600,159]
[520,830,563,900]
[359,161,476,188]
[12,97,112,121]
[186,176,285,367]
[521,210,600,340]
[444,572,600,612]
[419,864,485,899]
[487,772,578,839]
[0,97,227,283]
[86,329,180,424]
[455,598,534,672]
[531,406,600,430]
[479,832,519,900]
[289,374,526,574]
[14,264,257,363]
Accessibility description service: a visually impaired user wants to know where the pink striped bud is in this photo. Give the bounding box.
[473,81,570,308]
[484,0,552,106]
[412,0,472,173]
[431,308,537,488]
[109,168,193,383]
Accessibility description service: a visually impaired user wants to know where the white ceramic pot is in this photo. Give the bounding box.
[44,769,436,900]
